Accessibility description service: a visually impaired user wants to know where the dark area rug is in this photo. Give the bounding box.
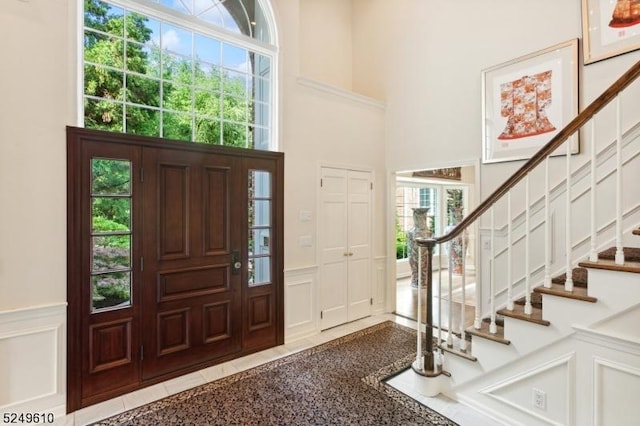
[93,321,457,425]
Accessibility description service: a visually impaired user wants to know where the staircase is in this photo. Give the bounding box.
[410,60,640,425]
[437,232,640,425]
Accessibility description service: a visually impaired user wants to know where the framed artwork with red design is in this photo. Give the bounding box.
[582,0,640,64]
[481,39,580,164]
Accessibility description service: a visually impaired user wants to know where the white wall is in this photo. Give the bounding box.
[0,0,72,310]
[299,0,353,91]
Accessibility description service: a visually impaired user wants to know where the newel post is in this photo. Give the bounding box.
[412,238,449,379]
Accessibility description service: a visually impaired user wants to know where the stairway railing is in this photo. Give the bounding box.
[412,59,640,377]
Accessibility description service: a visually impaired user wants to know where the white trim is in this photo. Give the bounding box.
[284,264,318,275]
[296,77,385,110]
[0,303,67,323]
[574,325,640,355]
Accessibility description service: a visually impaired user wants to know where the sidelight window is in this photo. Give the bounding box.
[90,158,133,312]
[248,170,271,286]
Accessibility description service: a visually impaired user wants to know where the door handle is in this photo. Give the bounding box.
[232,250,241,274]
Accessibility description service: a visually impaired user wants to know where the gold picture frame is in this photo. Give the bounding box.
[582,0,640,64]
[481,39,580,164]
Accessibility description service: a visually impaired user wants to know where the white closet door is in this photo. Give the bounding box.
[319,167,372,330]
[347,170,371,321]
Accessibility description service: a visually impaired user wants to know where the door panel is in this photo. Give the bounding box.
[157,164,190,259]
[347,171,372,321]
[141,148,242,380]
[319,168,349,330]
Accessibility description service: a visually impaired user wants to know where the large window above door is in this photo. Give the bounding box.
[82,0,276,150]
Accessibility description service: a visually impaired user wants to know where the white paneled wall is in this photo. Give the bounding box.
[284,266,317,341]
[285,259,387,341]
[0,304,66,417]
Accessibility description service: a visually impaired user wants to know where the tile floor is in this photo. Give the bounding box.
[59,314,502,426]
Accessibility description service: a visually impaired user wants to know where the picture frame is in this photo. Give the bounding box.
[481,39,580,164]
[582,0,640,64]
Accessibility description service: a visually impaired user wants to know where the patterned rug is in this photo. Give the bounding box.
[93,321,456,425]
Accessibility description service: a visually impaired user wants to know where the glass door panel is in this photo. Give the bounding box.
[90,158,133,312]
[248,169,271,287]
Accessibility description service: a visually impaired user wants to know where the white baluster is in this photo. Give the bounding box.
[544,157,552,287]
[460,237,467,351]
[565,137,574,292]
[615,95,625,265]
[507,192,514,310]
[590,119,599,262]
[438,243,443,364]
[474,217,481,330]
[525,176,533,314]
[447,247,453,347]
[490,207,497,334]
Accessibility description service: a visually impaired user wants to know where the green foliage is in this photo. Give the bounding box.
[83,0,252,147]
[92,273,130,310]
[395,220,408,260]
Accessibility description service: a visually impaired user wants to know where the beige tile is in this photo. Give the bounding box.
[73,397,125,426]
[256,344,294,362]
[52,413,76,426]
[122,383,168,411]
[199,361,240,382]
[163,371,206,395]
[229,352,270,371]
[282,337,315,353]
[306,331,340,346]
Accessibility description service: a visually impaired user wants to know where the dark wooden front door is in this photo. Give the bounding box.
[67,127,284,412]
[141,148,243,379]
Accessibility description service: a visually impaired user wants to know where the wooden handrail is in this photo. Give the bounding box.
[420,59,640,246]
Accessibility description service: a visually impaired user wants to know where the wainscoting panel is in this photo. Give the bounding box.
[284,266,317,341]
[593,357,640,426]
[373,257,387,314]
[0,303,66,417]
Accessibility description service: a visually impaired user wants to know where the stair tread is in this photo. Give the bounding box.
[598,246,640,263]
[633,228,640,236]
[439,337,477,361]
[533,283,597,303]
[579,258,640,274]
[514,292,543,309]
[551,267,588,288]
[497,304,550,326]
[466,320,510,345]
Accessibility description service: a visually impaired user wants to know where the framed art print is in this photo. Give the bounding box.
[582,0,640,64]
[481,39,579,164]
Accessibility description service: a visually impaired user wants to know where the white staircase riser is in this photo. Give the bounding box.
[443,350,486,387]
[586,269,640,310]
[540,295,612,334]
[503,317,560,353]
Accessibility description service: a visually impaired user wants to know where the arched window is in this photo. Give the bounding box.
[82,0,277,150]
